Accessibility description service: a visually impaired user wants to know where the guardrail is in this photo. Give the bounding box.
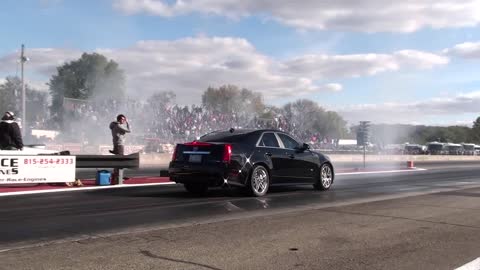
[76,152,140,168]
[75,153,140,184]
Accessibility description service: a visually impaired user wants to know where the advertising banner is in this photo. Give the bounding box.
[0,156,76,184]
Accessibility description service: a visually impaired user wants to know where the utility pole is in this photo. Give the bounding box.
[20,44,27,136]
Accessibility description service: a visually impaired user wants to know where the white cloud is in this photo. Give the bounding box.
[281,50,448,79]
[96,37,322,103]
[0,37,447,104]
[113,0,174,16]
[444,41,480,58]
[323,83,343,92]
[393,50,450,69]
[113,0,480,32]
[97,38,446,103]
[0,48,80,77]
[337,91,480,125]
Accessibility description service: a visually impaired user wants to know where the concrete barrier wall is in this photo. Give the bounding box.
[139,153,480,168]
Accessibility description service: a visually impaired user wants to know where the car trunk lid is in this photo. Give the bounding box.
[172,141,231,164]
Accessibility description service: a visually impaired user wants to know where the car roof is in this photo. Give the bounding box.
[201,128,283,137]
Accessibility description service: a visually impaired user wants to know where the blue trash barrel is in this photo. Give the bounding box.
[96,170,111,186]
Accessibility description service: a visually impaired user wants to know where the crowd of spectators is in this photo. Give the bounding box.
[25,98,332,150]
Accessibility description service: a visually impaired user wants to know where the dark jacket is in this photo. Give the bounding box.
[0,120,23,150]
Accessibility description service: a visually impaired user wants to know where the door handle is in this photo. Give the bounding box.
[288,154,294,159]
[265,152,272,157]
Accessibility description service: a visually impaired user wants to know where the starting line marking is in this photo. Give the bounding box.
[337,168,427,176]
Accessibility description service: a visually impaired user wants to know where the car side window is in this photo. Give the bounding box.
[278,133,299,149]
[259,133,280,148]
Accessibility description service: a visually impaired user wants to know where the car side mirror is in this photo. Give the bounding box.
[296,143,310,152]
[302,143,310,150]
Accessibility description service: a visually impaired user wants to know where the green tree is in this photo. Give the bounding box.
[27,88,49,129]
[283,99,322,135]
[323,111,348,139]
[201,85,264,115]
[147,91,176,115]
[367,123,477,146]
[282,99,347,141]
[473,117,480,129]
[471,117,480,143]
[48,53,125,125]
[0,76,48,128]
[0,76,19,113]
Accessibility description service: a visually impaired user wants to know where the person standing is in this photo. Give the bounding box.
[109,114,130,155]
[109,114,131,184]
[0,111,23,150]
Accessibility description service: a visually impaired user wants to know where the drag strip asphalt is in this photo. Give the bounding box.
[1,162,480,252]
[76,159,480,179]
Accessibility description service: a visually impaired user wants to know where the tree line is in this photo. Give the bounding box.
[365,121,480,146]
[1,52,479,145]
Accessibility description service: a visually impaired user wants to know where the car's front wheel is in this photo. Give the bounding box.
[314,163,333,191]
[249,165,270,197]
[184,183,208,195]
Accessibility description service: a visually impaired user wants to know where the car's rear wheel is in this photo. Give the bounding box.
[249,165,269,197]
[184,183,208,195]
[314,163,333,191]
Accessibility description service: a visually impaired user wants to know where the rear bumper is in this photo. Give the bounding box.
[169,162,247,187]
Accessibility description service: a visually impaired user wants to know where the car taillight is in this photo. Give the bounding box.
[184,141,212,146]
[223,144,232,163]
[172,145,178,161]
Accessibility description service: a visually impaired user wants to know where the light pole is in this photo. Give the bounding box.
[20,44,28,136]
[358,121,370,168]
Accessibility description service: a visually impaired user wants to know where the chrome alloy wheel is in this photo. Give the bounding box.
[251,166,269,196]
[320,164,333,189]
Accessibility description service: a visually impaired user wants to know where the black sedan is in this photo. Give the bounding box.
[169,128,334,196]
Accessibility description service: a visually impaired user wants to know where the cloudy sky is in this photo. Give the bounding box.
[1,0,480,126]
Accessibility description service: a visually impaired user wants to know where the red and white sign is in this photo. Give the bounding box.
[0,156,76,184]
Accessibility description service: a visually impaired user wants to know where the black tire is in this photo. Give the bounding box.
[314,163,333,191]
[248,165,270,197]
[184,183,208,195]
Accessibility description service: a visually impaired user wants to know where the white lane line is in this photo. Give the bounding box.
[0,182,177,197]
[0,168,427,197]
[455,257,480,270]
[337,168,427,176]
